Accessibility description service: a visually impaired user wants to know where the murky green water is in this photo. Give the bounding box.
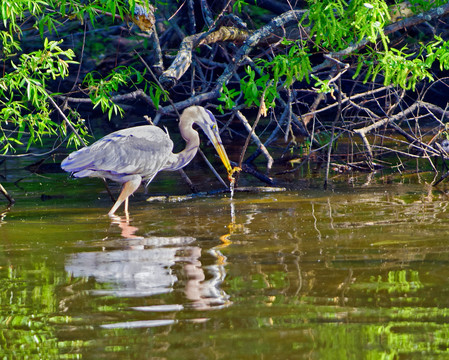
[2,166,449,359]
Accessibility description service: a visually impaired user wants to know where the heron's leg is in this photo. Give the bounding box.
[108,176,141,216]
[124,198,129,214]
[123,198,130,221]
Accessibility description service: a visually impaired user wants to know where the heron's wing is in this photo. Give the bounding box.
[61,125,174,180]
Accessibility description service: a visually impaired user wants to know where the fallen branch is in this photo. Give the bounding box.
[353,102,420,159]
[146,185,286,202]
[231,161,275,186]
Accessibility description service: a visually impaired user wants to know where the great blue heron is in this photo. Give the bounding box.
[61,106,233,215]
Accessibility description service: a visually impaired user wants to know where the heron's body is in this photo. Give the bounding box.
[61,106,232,215]
[62,126,175,183]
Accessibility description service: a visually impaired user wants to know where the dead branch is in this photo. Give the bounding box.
[130,4,156,33]
[150,26,165,74]
[353,102,419,159]
[236,111,274,171]
[299,85,395,119]
[0,183,14,205]
[353,101,449,161]
[215,10,306,88]
[231,161,275,186]
[200,0,214,27]
[160,26,251,88]
[46,92,86,147]
[58,89,154,107]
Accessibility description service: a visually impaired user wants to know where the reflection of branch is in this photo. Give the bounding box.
[337,269,353,307]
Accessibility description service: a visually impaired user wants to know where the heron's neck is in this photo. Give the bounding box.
[169,118,200,171]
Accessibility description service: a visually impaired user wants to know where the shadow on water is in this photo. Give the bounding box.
[2,168,449,358]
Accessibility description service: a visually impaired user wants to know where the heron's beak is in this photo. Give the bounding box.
[198,107,239,181]
[211,135,233,174]
[203,123,232,173]
[210,131,241,183]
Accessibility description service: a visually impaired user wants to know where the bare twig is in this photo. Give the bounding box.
[354,102,420,137]
[0,183,14,205]
[134,50,181,120]
[324,68,344,189]
[284,88,293,143]
[200,0,214,27]
[197,149,228,188]
[187,0,196,35]
[46,92,86,147]
[151,25,165,74]
[236,111,274,170]
[178,168,198,193]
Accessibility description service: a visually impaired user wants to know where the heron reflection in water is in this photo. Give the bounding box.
[65,235,232,309]
[61,106,234,215]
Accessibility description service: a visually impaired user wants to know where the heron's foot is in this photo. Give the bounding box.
[108,211,119,219]
[108,209,130,222]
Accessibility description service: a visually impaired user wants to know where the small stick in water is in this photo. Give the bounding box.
[227,167,241,199]
[0,183,14,205]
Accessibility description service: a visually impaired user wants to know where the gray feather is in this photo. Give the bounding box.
[61,125,174,183]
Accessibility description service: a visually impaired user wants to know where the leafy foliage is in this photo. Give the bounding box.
[219,39,312,111]
[218,0,449,113]
[408,0,447,12]
[1,0,449,175]
[307,0,390,49]
[0,38,80,153]
[0,0,141,153]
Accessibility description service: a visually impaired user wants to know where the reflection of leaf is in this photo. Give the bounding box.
[0,262,85,358]
[351,270,423,294]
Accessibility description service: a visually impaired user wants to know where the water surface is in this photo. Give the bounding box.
[1,169,449,359]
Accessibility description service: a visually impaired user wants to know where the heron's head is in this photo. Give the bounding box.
[181,106,233,174]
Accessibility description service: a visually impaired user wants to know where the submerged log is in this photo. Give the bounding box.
[146,186,286,202]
